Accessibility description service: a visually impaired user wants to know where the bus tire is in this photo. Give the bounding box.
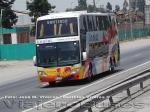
[87,63,93,82]
[49,81,56,87]
[109,58,114,72]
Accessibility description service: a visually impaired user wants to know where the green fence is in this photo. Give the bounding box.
[118,27,149,41]
[0,43,35,60]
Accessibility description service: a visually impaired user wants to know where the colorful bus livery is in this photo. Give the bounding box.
[35,11,120,85]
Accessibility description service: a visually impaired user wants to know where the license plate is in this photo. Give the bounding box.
[56,77,62,81]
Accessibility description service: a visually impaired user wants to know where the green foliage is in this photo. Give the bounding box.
[26,0,55,35]
[106,2,112,11]
[66,8,74,12]
[65,0,87,11]
[123,0,128,11]
[70,0,87,11]
[0,0,18,28]
[87,5,95,12]
[115,5,120,12]
[78,0,87,10]
[26,0,55,23]
[66,1,105,13]
[73,0,87,11]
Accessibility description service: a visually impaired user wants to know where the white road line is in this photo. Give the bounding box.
[0,97,4,100]
[22,60,150,112]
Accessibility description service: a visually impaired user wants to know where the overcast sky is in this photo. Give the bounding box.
[13,0,125,12]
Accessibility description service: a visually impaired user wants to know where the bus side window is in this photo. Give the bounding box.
[87,15,93,32]
[103,16,111,30]
[96,16,99,30]
[88,15,96,31]
[92,16,97,31]
[98,16,104,30]
[108,16,112,28]
[80,16,87,52]
[102,16,107,30]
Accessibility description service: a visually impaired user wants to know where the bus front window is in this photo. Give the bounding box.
[57,42,80,66]
[36,44,57,67]
[37,18,78,38]
[36,41,80,67]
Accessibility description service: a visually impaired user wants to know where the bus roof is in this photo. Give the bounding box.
[37,11,115,21]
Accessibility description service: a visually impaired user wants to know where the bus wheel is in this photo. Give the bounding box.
[87,63,93,82]
[87,72,93,82]
[49,81,56,87]
[109,58,114,73]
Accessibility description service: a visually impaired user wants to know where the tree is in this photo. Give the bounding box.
[0,0,18,28]
[115,5,120,12]
[26,0,55,23]
[123,0,128,11]
[72,0,87,11]
[87,5,95,12]
[78,0,87,10]
[26,0,55,35]
[106,2,112,11]
[66,8,74,12]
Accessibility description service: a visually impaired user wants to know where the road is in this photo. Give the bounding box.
[108,79,150,112]
[0,41,150,112]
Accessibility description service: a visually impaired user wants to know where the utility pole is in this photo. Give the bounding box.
[129,12,133,40]
[93,0,96,11]
[0,9,3,44]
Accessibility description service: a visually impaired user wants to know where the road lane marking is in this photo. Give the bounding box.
[0,97,4,101]
[22,60,150,112]
[0,97,3,100]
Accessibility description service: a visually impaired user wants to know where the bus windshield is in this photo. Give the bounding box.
[36,41,80,67]
[37,17,78,39]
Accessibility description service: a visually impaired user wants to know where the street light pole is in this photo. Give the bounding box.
[0,9,3,44]
[129,12,133,40]
[93,0,96,11]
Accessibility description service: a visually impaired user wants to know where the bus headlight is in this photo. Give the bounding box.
[38,71,47,76]
[71,68,80,74]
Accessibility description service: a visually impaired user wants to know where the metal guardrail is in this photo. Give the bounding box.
[65,72,150,112]
[56,63,150,112]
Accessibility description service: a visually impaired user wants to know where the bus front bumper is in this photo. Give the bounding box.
[38,73,80,83]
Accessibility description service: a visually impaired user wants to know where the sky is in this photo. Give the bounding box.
[12,0,125,12]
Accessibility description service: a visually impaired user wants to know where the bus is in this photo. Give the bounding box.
[34,11,120,85]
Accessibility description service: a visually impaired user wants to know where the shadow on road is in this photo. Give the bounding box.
[41,69,123,89]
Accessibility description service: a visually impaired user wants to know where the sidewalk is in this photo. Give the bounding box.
[0,60,37,85]
[0,38,150,85]
[120,37,150,54]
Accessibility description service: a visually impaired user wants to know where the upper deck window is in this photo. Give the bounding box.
[37,17,78,39]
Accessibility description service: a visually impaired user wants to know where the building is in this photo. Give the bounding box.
[145,0,150,5]
[0,12,34,44]
[145,5,150,28]
[0,27,30,44]
[129,0,145,13]
[145,0,150,27]
[15,12,31,26]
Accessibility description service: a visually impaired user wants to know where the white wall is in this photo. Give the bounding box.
[11,33,17,44]
[146,0,150,5]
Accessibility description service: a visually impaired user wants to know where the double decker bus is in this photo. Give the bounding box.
[34,11,120,85]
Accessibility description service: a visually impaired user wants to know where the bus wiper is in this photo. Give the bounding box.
[37,64,53,68]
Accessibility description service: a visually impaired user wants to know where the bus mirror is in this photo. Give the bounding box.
[33,56,37,66]
[82,52,87,61]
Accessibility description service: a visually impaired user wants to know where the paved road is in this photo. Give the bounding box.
[0,41,150,112]
[106,79,150,112]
